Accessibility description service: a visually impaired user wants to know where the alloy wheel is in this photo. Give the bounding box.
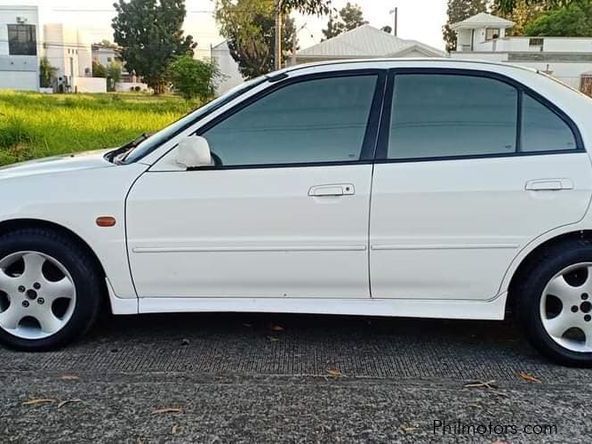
[0,251,76,339]
[540,262,592,353]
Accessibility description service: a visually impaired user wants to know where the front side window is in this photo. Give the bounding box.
[7,24,37,56]
[202,75,378,166]
[388,74,518,159]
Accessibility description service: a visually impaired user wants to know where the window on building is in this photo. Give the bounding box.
[529,38,544,49]
[7,24,37,56]
[485,28,500,41]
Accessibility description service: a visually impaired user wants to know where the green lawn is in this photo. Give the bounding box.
[0,91,198,166]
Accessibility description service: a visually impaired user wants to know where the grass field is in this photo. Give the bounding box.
[0,91,198,166]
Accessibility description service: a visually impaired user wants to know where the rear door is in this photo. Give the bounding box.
[369,69,592,300]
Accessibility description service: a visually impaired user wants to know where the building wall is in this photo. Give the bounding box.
[0,5,40,90]
[44,23,92,90]
[456,27,508,52]
[472,37,592,53]
[211,41,244,96]
[93,47,118,67]
[451,51,592,89]
[75,76,106,93]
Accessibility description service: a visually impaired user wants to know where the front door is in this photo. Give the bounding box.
[369,70,592,300]
[126,71,384,298]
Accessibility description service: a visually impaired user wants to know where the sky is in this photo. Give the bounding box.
[3,0,448,56]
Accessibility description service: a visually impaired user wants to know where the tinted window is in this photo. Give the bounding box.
[388,74,518,159]
[8,24,37,56]
[203,75,377,166]
[124,76,267,163]
[521,94,577,152]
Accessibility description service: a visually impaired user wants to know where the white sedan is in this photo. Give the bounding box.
[1,59,591,366]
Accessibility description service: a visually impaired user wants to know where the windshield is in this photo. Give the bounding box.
[124,76,268,163]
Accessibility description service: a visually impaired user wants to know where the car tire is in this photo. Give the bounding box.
[517,239,592,367]
[0,228,102,351]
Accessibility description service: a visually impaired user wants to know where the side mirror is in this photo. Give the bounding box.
[175,135,213,169]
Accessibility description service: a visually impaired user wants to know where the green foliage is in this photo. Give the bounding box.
[0,91,194,166]
[168,55,219,101]
[112,0,197,94]
[215,0,297,79]
[525,0,592,36]
[93,61,107,78]
[322,2,367,40]
[443,0,488,52]
[279,0,332,15]
[493,0,575,14]
[39,57,57,88]
[106,62,123,92]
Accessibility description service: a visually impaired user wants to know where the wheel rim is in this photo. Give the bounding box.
[540,262,592,353]
[0,251,76,340]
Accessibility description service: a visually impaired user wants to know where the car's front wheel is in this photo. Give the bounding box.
[0,228,102,351]
[518,239,592,367]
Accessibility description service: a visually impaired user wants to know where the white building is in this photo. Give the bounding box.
[451,12,592,91]
[0,4,102,92]
[210,41,244,96]
[91,43,120,68]
[293,25,446,65]
[0,5,42,90]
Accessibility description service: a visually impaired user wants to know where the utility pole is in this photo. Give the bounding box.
[389,6,398,37]
[274,0,283,70]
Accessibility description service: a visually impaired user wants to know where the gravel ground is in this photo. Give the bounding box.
[0,313,590,443]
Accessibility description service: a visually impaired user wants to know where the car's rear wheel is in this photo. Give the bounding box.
[517,239,592,367]
[0,228,102,351]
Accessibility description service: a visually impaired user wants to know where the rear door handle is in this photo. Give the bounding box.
[308,184,355,197]
[525,179,574,191]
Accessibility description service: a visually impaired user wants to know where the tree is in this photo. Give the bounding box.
[215,0,296,79]
[493,0,574,14]
[106,62,123,91]
[525,0,592,36]
[39,56,57,88]
[442,0,488,52]
[92,61,107,78]
[168,55,219,101]
[112,0,196,94]
[492,0,542,35]
[322,2,367,40]
[275,0,332,69]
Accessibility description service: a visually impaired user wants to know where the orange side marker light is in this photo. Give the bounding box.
[96,216,117,227]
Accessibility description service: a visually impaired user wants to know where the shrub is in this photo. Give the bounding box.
[168,55,219,101]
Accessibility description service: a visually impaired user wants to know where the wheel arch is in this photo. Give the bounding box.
[0,218,107,284]
[507,230,592,315]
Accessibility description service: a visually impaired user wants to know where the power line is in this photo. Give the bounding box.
[53,8,217,14]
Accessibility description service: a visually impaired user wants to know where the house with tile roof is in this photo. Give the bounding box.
[292,24,446,65]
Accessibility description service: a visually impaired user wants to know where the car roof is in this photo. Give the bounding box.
[274,58,540,77]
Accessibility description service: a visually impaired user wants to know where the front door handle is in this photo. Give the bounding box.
[525,179,574,191]
[309,184,355,197]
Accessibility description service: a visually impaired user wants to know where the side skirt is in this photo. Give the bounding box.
[111,294,508,321]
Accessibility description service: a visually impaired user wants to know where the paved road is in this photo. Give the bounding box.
[0,313,590,443]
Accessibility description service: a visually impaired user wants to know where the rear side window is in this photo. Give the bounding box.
[521,94,577,152]
[387,72,579,160]
[202,75,378,166]
[388,74,518,159]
